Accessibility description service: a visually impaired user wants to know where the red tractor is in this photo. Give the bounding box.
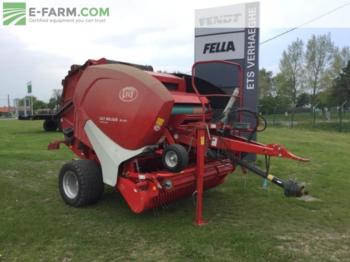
[49,58,308,224]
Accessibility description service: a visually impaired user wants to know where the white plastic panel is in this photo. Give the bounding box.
[84,120,145,186]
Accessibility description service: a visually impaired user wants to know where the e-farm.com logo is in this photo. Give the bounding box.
[3,2,26,25]
[3,2,110,25]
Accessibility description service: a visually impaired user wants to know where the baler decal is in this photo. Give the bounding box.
[118,86,138,102]
[154,117,165,132]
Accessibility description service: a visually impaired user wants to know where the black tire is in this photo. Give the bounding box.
[162,144,189,172]
[59,160,104,207]
[43,119,58,132]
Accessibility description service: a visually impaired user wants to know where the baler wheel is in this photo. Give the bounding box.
[58,160,104,207]
[162,144,189,172]
[43,119,58,132]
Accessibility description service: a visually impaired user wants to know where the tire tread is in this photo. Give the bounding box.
[59,160,104,207]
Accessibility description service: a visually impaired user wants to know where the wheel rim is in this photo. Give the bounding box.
[63,171,79,199]
[165,151,178,168]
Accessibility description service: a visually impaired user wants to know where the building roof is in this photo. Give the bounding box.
[0,106,15,113]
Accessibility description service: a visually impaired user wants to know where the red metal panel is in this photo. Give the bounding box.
[71,64,174,150]
[117,159,234,213]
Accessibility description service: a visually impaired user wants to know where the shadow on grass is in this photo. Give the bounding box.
[80,185,246,228]
[83,187,200,222]
[13,129,60,135]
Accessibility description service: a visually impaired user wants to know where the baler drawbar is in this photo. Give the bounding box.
[49,58,309,225]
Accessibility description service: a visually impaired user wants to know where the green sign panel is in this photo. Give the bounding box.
[27,81,32,94]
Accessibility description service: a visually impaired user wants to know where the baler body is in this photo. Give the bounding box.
[52,58,308,217]
[60,62,174,150]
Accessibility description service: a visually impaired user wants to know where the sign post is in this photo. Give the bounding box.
[195,2,260,113]
[27,81,33,116]
[195,2,260,158]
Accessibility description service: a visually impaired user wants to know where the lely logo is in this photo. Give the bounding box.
[3,2,26,26]
[119,87,138,102]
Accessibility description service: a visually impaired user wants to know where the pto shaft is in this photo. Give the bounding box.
[234,158,306,197]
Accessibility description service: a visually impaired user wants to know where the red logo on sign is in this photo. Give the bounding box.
[119,86,138,102]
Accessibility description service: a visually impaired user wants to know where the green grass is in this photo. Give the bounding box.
[0,120,349,261]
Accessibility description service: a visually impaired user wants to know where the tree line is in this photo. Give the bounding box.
[259,33,350,114]
[16,89,61,112]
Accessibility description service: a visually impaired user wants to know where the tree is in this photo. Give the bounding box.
[305,34,334,106]
[48,89,62,109]
[296,93,311,107]
[315,90,331,109]
[16,96,47,110]
[259,68,273,98]
[333,47,350,73]
[340,47,350,67]
[273,73,292,100]
[274,95,292,113]
[25,96,48,110]
[328,47,350,79]
[33,99,48,110]
[278,38,304,106]
[322,47,350,92]
[330,61,350,106]
[259,95,275,114]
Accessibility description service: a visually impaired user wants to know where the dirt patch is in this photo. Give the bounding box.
[298,195,321,202]
[275,230,350,261]
[0,170,19,176]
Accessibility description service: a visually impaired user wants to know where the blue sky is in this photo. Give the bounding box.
[260,27,350,73]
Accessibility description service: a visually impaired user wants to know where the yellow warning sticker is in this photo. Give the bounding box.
[200,136,205,145]
[267,174,274,181]
[156,117,165,126]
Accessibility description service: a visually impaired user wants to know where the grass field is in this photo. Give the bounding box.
[0,120,350,261]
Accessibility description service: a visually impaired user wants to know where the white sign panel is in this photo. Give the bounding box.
[195,4,246,28]
[195,32,245,62]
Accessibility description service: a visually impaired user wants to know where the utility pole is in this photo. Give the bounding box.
[24,96,27,117]
[31,96,33,116]
[14,99,18,117]
[7,94,11,117]
[26,81,33,117]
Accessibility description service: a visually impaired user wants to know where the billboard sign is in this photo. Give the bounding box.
[195,2,260,112]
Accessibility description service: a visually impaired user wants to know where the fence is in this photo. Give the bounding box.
[261,105,350,132]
